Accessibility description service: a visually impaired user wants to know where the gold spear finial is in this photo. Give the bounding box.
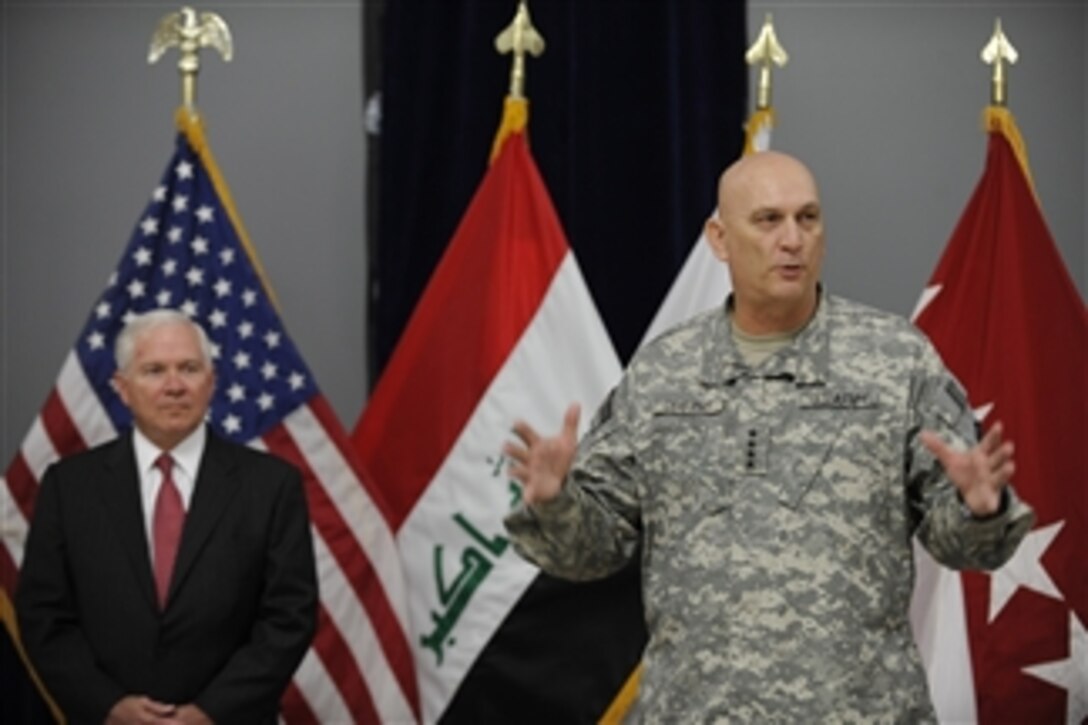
[494,0,545,100]
[745,13,788,111]
[148,6,233,114]
[980,17,1018,107]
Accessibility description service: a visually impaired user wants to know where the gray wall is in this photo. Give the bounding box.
[2,1,1084,466]
[2,0,367,466]
[748,0,1085,322]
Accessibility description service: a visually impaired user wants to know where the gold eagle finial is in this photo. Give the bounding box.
[149,6,233,112]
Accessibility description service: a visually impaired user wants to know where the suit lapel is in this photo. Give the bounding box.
[167,432,241,605]
[100,434,159,610]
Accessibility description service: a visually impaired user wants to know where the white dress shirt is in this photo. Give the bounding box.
[132,425,205,554]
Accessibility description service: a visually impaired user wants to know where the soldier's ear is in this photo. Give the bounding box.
[705,214,730,263]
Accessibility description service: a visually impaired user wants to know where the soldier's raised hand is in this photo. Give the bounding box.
[920,421,1015,517]
[505,403,581,506]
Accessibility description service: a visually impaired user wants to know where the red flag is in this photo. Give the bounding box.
[913,110,1087,723]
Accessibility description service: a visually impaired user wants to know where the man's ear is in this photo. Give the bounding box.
[704,214,730,262]
[112,372,129,407]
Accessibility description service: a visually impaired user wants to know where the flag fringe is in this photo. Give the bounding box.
[0,589,64,723]
[982,106,1036,196]
[174,108,282,311]
[743,107,775,156]
[489,96,530,163]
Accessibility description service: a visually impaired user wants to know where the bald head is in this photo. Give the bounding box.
[704,150,825,334]
[716,151,820,220]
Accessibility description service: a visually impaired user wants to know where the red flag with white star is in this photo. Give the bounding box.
[912,108,1087,723]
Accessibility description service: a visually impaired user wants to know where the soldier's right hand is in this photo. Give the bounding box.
[505,403,580,506]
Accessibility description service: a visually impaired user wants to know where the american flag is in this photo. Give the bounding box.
[0,118,420,723]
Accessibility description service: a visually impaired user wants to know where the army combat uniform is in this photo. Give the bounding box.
[505,291,1034,723]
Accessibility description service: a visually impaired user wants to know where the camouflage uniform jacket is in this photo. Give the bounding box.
[505,292,1035,723]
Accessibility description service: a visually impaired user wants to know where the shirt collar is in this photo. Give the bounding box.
[132,425,207,480]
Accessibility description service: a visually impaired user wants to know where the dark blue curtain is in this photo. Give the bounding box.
[370,0,748,376]
[370,2,747,722]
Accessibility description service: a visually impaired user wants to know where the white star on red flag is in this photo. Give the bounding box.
[1023,612,1088,723]
[989,521,1064,622]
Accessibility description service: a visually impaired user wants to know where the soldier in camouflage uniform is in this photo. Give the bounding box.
[503,151,1035,722]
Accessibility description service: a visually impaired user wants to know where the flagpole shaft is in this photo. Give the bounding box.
[756,66,772,110]
[181,62,197,110]
[991,61,1006,106]
[510,55,526,100]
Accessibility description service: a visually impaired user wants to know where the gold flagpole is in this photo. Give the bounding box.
[980,18,1034,192]
[146,6,280,308]
[490,1,546,161]
[746,13,788,113]
[743,14,788,155]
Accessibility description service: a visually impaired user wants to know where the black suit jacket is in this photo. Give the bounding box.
[15,429,318,724]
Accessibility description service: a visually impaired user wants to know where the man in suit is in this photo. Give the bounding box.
[16,309,318,724]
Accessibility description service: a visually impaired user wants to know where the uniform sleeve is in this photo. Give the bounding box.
[505,378,646,581]
[906,342,1035,570]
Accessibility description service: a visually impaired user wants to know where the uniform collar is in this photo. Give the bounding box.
[701,287,832,386]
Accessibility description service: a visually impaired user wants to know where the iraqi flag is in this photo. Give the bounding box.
[352,97,644,723]
[909,107,1087,724]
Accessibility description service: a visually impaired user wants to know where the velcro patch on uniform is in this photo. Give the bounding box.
[933,378,969,426]
[913,375,969,430]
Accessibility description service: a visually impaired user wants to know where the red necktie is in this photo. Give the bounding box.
[152,453,185,608]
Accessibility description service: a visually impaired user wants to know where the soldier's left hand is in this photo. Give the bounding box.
[919,421,1015,517]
